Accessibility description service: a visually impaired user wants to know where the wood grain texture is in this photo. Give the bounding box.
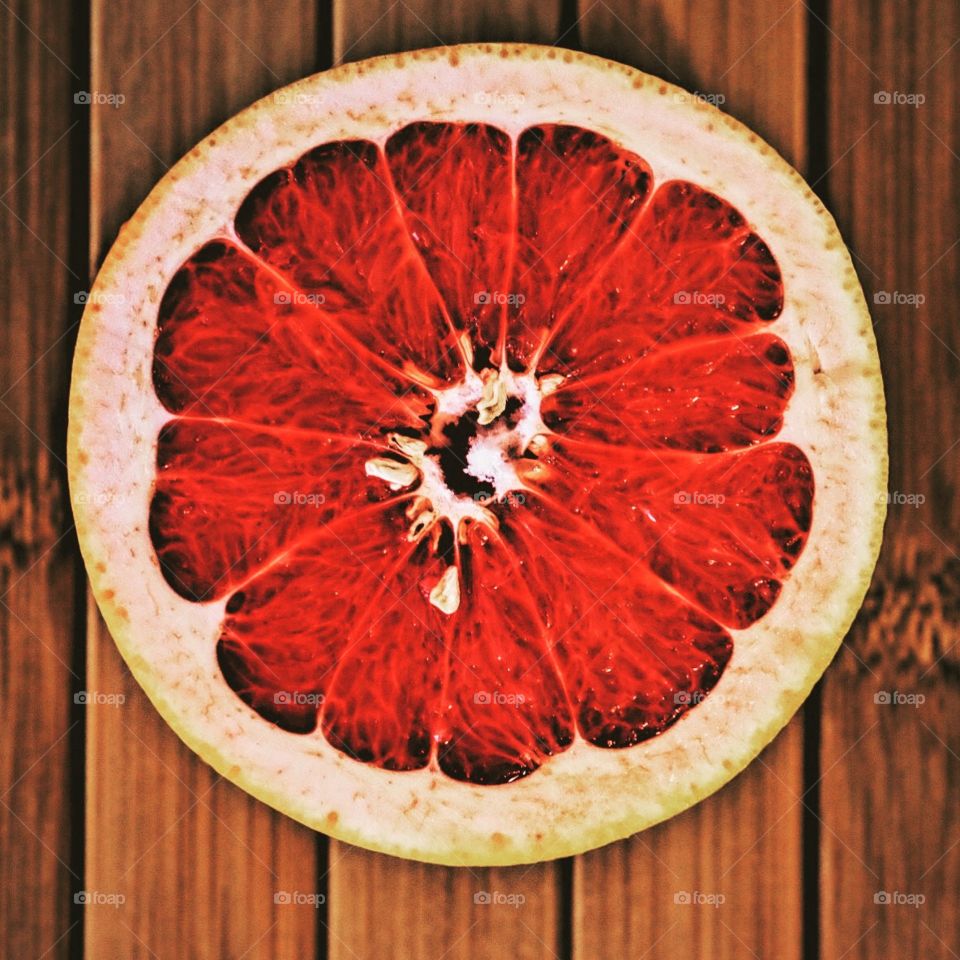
[1,2,953,958]
[820,1,960,956]
[326,5,568,960]
[334,0,563,62]
[85,2,322,957]
[577,0,807,168]
[329,848,564,960]
[574,722,805,960]
[574,2,808,958]
[0,1,82,957]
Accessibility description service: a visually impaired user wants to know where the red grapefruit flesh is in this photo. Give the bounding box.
[69,46,885,864]
[149,119,811,785]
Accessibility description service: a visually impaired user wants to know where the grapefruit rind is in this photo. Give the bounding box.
[68,44,886,865]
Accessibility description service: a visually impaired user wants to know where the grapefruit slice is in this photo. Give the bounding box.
[69,45,886,865]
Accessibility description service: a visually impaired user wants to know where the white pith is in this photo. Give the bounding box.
[68,45,887,866]
[366,364,553,614]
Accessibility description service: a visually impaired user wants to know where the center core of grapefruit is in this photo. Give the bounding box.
[365,362,550,573]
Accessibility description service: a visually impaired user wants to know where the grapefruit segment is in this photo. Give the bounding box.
[542,332,796,452]
[534,438,812,630]
[509,125,653,366]
[150,417,391,602]
[217,499,447,755]
[542,181,783,380]
[437,527,573,784]
[643,444,814,628]
[507,496,733,747]
[234,140,464,386]
[153,240,431,429]
[385,122,514,357]
[319,535,446,773]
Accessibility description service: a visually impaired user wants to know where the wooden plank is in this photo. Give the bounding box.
[821,1,960,956]
[85,3,321,957]
[327,5,567,960]
[330,849,564,960]
[577,0,807,167]
[574,3,809,958]
[573,724,805,959]
[334,0,562,62]
[0,1,82,957]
